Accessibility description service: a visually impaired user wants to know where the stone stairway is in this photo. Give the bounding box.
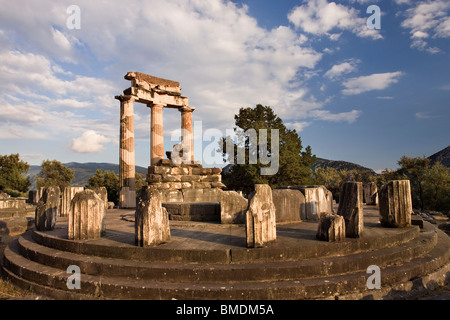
[2,210,450,300]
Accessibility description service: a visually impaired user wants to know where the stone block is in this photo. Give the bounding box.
[147,174,162,183]
[246,184,277,248]
[35,187,60,231]
[220,191,248,224]
[163,202,220,222]
[282,186,332,220]
[337,182,363,238]
[68,190,106,240]
[210,182,226,189]
[378,180,412,228]
[363,182,378,205]
[316,214,346,242]
[135,187,171,247]
[272,189,304,223]
[94,187,108,210]
[61,187,84,217]
[119,187,136,208]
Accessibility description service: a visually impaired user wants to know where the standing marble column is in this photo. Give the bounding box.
[180,106,194,163]
[150,104,165,166]
[119,96,136,208]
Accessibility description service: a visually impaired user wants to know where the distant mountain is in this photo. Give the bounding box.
[311,157,376,175]
[27,162,148,189]
[428,145,450,168]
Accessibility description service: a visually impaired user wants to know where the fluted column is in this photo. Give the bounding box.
[119,96,136,208]
[150,104,165,166]
[180,106,194,163]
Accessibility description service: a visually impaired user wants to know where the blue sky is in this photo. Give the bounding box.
[0,0,448,173]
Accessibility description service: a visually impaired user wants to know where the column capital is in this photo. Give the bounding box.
[115,95,136,102]
[179,106,195,113]
[148,102,166,109]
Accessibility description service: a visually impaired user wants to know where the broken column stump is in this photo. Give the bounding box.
[135,186,171,247]
[316,214,346,242]
[35,187,60,231]
[246,184,277,248]
[61,186,84,217]
[363,182,378,205]
[378,180,412,228]
[220,190,248,224]
[337,182,363,238]
[68,190,106,240]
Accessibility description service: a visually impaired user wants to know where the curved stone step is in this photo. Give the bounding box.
[3,226,449,300]
[15,225,437,283]
[30,223,421,264]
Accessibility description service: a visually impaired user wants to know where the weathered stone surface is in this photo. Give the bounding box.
[61,187,84,217]
[246,185,277,248]
[35,187,60,231]
[279,186,332,220]
[135,187,171,247]
[68,190,106,240]
[94,187,108,210]
[220,191,248,224]
[316,214,346,242]
[272,189,304,223]
[363,182,378,205]
[163,202,220,222]
[337,182,363,238]
[378,180,412,228]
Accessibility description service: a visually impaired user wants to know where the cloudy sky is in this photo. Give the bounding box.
[0,0,448,172]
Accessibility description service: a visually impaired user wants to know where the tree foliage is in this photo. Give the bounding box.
[35,160,74,192]
[0,154,31,195]
[220,104,316,195]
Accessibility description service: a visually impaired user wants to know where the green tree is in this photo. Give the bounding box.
[0,154,31,195]
[86,169,104,189]
[422,162,450,212]
[220,104,316,195]
[35,160,74,192]
[104,170,120,205]
[398,156,430,211]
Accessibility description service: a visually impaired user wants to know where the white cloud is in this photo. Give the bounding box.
[376,96,394,100]
[286,121,311,132]
[401,0,450,53]
[288,0,382,40]
[324,59,359,80]
[309,109,362,123]
[415,112,434,119]
[342,72,404,95]
[69,130,111,153]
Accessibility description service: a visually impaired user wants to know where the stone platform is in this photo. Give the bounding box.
[2,206,450,300]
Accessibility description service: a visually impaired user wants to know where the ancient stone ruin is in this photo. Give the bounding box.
[378,180,413,228]
[61,186,84,217]
[316,213,346,242]
[116,72,196,209]
[35,187,60,231]
[68,189,106,240]
[363,182,378,205]
[135,186,171,247]
[4,73,449,301]
[246,184,277,248]
[337,182,364,238]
